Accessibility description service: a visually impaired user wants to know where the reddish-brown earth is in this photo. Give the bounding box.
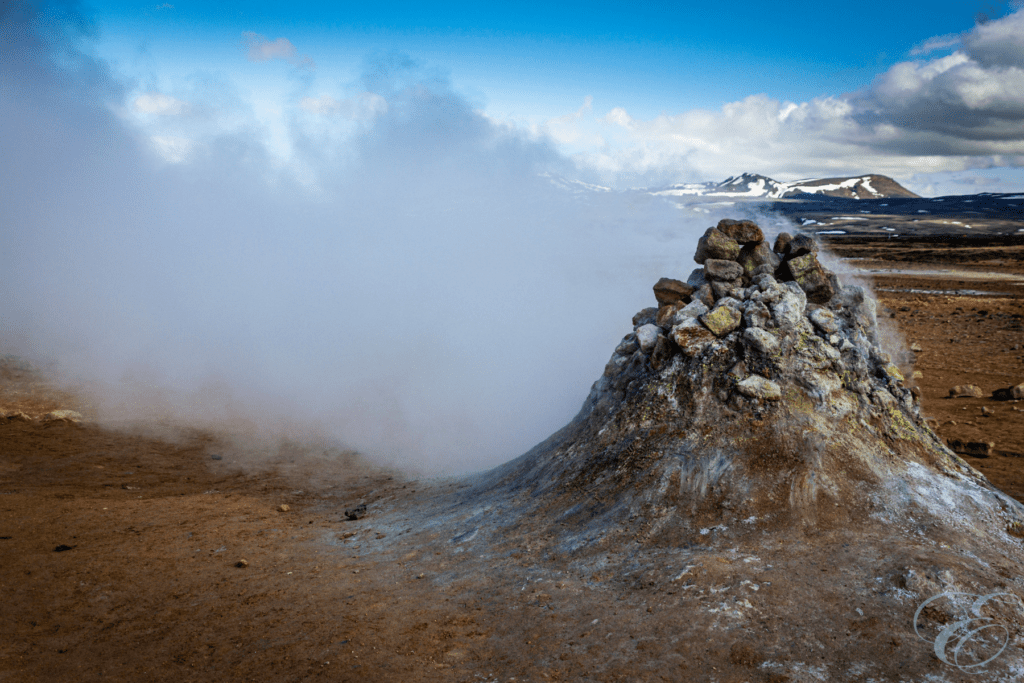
[2,238,1024,683]
[826,238,1024,499]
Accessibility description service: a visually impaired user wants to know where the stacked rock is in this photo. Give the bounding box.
[772,230,840,304]
[648,219,839,327]
[595,218,915,418]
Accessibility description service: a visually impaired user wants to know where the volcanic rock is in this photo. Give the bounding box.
[949,384,985,398]
[737,241,780,279]
[703,258,745,282]
[344,504,367,520]
[632,307,658,327]
[947,439,995,457]
[742,300,772,329]
[693,227,740,264]
[636,324,662,354]
[685,268,707,289]
[796,266,835,304]
[780,252,818,280]
[772,231,792,255]
[671,318,716,356]
[655,304,682,329]
[700,299,743,337]
[678,300,709,320]
[787,233,817,257]
[614,336,638,356]
[726,361,747,382]
[710,279,743,301]
[478,219,1012,528]
[807,307,839,335]
[766,281,807,330]
[649,335,676,371]
[652,277,693,306]
[715,218,763,244]
[692,283,714,307]
[777,251,835,304]
[742,326,780,355]
[735,374,782,401]
[993,383,1024,400]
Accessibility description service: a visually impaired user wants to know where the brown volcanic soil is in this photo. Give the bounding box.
[3,238,1024,683]
[826,239,1024,500]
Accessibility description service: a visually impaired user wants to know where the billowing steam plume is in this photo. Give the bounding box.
[1,2,789,472]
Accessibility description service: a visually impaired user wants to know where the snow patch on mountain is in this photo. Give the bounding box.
[651,173,919,200]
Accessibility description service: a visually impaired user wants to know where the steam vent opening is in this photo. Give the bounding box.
[408,218,1024,679]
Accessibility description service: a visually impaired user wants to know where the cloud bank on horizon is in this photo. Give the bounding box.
[91,0,1024,196]
[539,8,1024,193]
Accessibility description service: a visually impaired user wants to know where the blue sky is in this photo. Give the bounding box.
[86,0,1024,193]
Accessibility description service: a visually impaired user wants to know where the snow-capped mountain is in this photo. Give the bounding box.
[652,173,919,200]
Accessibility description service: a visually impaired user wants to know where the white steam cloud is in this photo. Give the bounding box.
[1,2,721,474]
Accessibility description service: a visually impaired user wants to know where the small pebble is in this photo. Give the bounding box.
[277,504,290,513]
[236,559,249,568]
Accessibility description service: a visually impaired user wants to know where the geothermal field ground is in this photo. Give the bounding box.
[3,218,1024,683]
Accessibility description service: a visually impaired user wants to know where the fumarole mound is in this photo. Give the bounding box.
[482,219,1007,524]
[420,219,1024,680]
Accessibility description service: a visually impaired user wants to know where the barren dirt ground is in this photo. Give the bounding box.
[826,239,1024,499]
[2,239,1023,683]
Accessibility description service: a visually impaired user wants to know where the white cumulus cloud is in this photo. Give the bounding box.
[134,92,188,116]
[910,34,961,56]
[963,9,1024,68]
[544,8,1024,187]
[299,93,388,120]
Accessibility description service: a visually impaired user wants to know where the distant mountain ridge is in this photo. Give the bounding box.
[651,173,920,200]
